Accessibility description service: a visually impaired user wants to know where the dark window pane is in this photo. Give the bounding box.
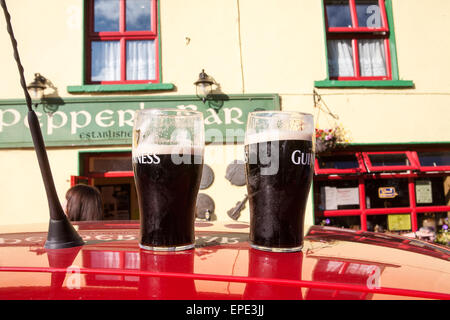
[367,214,412,232]
[365,179,409,208]
[315,216,361,230]
[126,0,152,31]
[418,151,450,167]
[318,154,360,169]
[356,0,382,28]
[325,0,353,28]
[415,177,449,207]
[94,0,120,32]
[417,212,449,233]
[91,157,133,173]
[96,184,131,220]
[368,153,410,167]
[314,180,360,211]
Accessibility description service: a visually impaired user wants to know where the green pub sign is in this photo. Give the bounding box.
[0,94,280,148]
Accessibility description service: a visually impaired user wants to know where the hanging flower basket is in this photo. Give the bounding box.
[315,126,349,153]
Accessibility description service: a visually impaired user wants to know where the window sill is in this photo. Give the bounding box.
[67,83,175,93]
[314,79,414,88]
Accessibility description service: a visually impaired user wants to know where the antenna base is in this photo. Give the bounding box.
[44,218,85,249]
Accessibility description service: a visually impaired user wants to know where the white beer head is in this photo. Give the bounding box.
[132,108,204,160]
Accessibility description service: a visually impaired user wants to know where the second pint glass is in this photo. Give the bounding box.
[132,109,204,251]
[245,111,314,252]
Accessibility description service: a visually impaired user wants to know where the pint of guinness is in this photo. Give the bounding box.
[132,109,204,251]
[245,111,314,252]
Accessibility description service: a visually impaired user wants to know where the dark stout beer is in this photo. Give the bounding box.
[133,148,203,250]
[245,134,313,251]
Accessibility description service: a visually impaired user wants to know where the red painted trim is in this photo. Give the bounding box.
[315,171,448,181]
[383,33,392,79]
[419,166,450,173]
[415,206,450,213]
[359,177,367,230]
[349,0,358,27]
[408,177,418,231]
[378,0,389,29]
[332,76,389,81]
[120,0,125,33]
[318,206,450,219]
[352,38,360,77]
[327,27,389,33]
[91,80,157,85]
[89,171,134,178]
[1,266,449,300]
[120,38,126,81]
[70,176,92,187]
[327,33,388,40]
[322,210,362,217]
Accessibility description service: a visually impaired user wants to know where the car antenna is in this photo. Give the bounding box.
[1,0,84,249]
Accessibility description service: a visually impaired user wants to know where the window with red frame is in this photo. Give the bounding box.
[324,0,391,80]
[313,149,450,235]
[86,0,159,84]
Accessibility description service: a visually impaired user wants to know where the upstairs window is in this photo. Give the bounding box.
[86,0,158,84]
[324,0,391,80]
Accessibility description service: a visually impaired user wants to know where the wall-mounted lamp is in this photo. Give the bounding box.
[26,73,62,114]
[194,69,215,103]
[27,73,48,100]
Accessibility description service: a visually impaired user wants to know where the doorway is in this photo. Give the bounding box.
[72,151,139,221]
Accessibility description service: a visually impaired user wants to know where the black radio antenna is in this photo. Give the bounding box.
[1,0,84,249]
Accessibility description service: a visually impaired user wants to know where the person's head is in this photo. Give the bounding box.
[65,184,103,221]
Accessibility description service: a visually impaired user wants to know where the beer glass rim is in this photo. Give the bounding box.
[249,110,313,119]
[135,108,203,118]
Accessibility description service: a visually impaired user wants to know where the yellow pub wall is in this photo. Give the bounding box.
[0,0,449,227]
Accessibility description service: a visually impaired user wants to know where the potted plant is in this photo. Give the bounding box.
[315,125,349,153]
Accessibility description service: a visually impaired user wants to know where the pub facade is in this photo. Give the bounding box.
[0,0,449,240]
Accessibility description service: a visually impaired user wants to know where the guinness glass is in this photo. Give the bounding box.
[245,111,314,252]
[132,109,204,251]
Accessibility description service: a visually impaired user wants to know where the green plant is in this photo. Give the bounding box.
[435,218,449,246]
[315,125,349,153]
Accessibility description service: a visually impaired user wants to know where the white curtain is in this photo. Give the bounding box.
[358,39,387,77]
[327,39,354,77]
[126,40,156,80]
[91,41,120,81]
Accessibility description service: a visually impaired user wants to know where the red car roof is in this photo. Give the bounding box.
[0,221,449,300]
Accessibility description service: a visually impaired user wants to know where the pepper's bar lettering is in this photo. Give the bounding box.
[0,107,249,135]
[0,94,280,147]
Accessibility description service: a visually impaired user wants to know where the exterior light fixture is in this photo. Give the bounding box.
[194,69,214,103]
[27,73,48,100]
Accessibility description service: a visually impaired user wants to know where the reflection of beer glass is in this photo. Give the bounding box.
[132,109,204,251]
[245,111,314,252]
[243,248,303,299]
[139,250,196,299]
